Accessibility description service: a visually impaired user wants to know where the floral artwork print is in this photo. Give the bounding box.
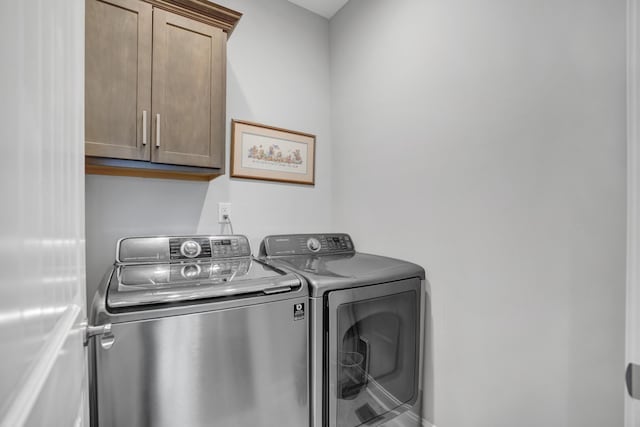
[231,120,315,185]
[241,132,308,174]
[247,144,303,165]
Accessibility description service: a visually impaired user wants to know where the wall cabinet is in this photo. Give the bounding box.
[85,0,241,181]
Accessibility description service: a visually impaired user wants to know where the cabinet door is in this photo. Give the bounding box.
[85,0,152,160]
[152,9,225,168]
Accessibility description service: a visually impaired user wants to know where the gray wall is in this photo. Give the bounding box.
[85,0,332,303]
[329,1,626,426]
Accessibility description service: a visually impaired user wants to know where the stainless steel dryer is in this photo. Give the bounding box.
[259,233,433,427]
[88,235,309,427]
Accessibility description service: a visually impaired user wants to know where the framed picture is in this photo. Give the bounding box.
[231,120,316,185]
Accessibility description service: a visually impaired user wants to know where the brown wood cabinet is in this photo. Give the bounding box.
[85,0,240,181]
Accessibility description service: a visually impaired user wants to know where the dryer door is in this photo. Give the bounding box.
[327,278,422,427]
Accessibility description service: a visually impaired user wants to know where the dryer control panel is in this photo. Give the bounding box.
[260,233,355,257]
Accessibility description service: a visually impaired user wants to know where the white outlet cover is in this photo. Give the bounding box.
[218,202,232,223]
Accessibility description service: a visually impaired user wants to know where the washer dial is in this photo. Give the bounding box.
[180,240,202,258]
[306,237,321,252]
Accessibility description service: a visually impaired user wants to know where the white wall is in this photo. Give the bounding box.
[329,1,626,427]
[85,0,331,302]
[0,1,87,425]
[196,0,332,242]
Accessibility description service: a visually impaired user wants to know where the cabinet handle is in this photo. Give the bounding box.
[156,113,160,148]
[142,110,148,145]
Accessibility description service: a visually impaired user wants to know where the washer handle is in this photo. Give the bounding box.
[84,322,113,349]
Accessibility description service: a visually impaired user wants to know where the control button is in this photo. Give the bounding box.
[180,240,202,258]
[307,237,321,252]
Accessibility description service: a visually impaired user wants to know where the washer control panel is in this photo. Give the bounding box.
[170,237,211,260]
[170,236,250,260]
[210,237,250,258]
[117,235,251,263]
[261,233,354,257]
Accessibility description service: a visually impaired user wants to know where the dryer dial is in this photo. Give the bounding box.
[307,237,321,252]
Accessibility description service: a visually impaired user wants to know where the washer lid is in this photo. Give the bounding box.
[107,258,302,309]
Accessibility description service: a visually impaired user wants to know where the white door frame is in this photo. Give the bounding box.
[0,1,88,426]
[627,0,640,425]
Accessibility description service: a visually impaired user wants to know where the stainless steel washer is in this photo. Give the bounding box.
[259,233,433,427]
[88,235,309,427]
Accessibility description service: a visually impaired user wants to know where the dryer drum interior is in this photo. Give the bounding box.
[329,281,421,427]
[338,306,410,400]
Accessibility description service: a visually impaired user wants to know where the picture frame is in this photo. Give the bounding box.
[230,120,316,185]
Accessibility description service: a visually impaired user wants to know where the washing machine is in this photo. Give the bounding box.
[259,233,433,427]
[87,235,309,427]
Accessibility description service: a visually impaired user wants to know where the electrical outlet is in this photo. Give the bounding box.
[218,202,232,223]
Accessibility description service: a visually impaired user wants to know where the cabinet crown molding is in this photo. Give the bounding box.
[142,0,242,35]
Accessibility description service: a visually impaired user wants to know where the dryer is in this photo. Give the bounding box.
[259,233,433,427]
